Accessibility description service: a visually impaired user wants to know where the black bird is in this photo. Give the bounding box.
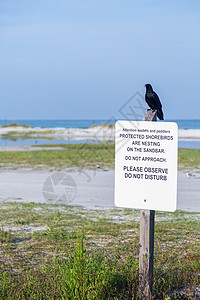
[145,84,164,120]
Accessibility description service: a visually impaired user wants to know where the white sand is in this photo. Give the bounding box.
[178,129,200,140]
[0,125,200,141]
[0,125,115,141]
[0,169,199,213]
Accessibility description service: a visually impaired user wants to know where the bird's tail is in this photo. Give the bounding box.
[157,109,164,120]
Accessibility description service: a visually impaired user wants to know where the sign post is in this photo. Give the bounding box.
[139,110,156,300]
[115,110,178,299]
[139,209,155,299]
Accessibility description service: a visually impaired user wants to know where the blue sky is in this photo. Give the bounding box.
[0,0,200,120]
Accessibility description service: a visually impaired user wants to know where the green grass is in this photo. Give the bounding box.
[178,148,200,169]
[3,130,55,135]
[0,146,199,170]
[89,123,115,128]
[1,130,57,141]
[0,202,199,299]
[0,144,115,169]
[31,143,113,149]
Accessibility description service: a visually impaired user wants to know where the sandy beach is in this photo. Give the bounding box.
[0,168,199,212]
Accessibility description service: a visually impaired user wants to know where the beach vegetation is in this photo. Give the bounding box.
[0,146,198,170]
[0,202,199,299]
[0,144,115,169]
[178,148,200,169]
[0,123,32,128]
[2,130,55,135]
[1,130,57,141]
[89,123,115,129]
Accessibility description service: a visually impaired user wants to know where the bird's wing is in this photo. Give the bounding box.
[152,92,162,110]
[145,93,157,110]
[145,93,153,108]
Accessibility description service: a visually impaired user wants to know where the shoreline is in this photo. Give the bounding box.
[1,125,200,141]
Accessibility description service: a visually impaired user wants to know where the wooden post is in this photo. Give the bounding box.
[138,109,157,299]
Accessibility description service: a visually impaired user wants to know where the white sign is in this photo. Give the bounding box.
[115,121,178,212]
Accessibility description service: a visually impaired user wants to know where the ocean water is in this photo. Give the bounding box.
[0,119,200,129]
[167,119,200,130]
[0,119,200,148]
